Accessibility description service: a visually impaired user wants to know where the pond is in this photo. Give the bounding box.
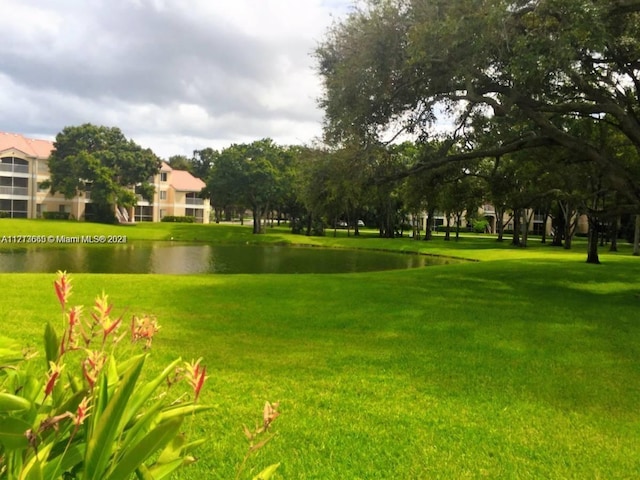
[0,243,461,274]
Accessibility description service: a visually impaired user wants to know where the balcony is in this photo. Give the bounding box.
[185,197,204,205]
[0,186,29,196]
[0,164,29,174]
[482,204,496,214]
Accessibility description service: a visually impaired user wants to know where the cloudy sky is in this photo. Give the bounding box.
[0,0,354,158]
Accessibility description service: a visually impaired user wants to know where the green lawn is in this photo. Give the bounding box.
[1,220,639,479]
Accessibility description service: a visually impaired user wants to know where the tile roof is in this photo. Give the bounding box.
[170,169,206,192]
[0,132,54,159]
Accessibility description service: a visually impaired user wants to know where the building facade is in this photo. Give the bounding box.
[0,132,210,223]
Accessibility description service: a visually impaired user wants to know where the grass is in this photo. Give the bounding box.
[1,219,639,478]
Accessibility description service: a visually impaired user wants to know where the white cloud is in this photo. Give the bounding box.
[0,0,353,157]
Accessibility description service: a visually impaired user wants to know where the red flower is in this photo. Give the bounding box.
[44,361,64,398]
[92,292,123,346]
[131,315,160,349]
[72,396,91,428]
[185,358,207,402]
[60,305,84,356]
[54,270,72,311]
[82,350,106,389]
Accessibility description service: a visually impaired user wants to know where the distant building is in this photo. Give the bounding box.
[0,132,210,223]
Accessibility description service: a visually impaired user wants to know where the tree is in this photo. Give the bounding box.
[316,0,640,262]
[206,140,288,234]
[191,148,218,183]
[167,154,192,171]
[46,124,160,223]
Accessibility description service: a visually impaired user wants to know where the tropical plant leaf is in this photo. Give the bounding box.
[120,357,182,431]
[105,417,183,480]
[0,392,32,412]
[253,463,281,480]
[0,416,31,450]
[44,322,59,366]
[142,458,185,480]
[83,354,146,480]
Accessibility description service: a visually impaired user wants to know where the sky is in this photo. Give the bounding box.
[0,0,354,158]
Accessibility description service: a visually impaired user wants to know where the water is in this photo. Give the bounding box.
[0,243,460,274]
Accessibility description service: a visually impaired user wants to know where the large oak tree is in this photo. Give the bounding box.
[47,124,160,223]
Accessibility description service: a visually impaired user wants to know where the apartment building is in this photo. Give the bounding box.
[0,132,210,223]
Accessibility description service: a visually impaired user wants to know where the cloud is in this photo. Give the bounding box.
[0,0,353,157]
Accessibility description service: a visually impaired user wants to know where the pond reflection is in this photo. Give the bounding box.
[0,243,461,274]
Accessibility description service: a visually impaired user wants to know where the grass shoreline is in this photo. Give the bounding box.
[1,219,639,478]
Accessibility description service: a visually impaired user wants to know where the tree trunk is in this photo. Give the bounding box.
[633,215,640,256]
[540,209,550,244]
[511,209,521,246]
[495,207,506,242]
[609,215,619,252]
[305,213,312,236]
[586,217,600,264]
[252,210,260,234]
[424,208,435,241]
[550,206,563,246]
[444,215,451,241]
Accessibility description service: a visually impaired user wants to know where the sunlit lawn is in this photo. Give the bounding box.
[1,219,639,478]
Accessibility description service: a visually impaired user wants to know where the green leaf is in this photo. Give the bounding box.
[121,395,166,450]
[83,353,146,480]
[42,443,85,480]
[0,393,32,412]
[134,464,154,480]
[0,416,31,450]
[20,442,54,480]
[20,456,44,480]
[121,357,182,430]
[44,322,59,366]
[22,374,42,404]
[142,458,185,480]
[54,389,87,418]
[156,403,212,423]
[253,463,281,480]
[67,372,82,394]
[105,417,183,480]
[0,335,23,365]
[156,433,185,465]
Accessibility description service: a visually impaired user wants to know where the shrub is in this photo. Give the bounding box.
[42,212,71,220]
[0,272,281,479]
[473,219,489,234]
[161,216,195,223]
[0,271,209,479]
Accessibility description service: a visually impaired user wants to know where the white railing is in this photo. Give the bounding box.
[482,205,496,214]
[0,164,29,174]
[0,186,29,196]
[185,197,204,205]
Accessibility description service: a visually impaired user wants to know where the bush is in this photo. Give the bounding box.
[42,212,71,220]
[161,215,195,223]
[0,211,9,218]
[0,272,281,479]
[473,219,489,233]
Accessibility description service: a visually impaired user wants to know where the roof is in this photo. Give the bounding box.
[170,169,206,192]
[160,161,173,172]
[0,132,54,159]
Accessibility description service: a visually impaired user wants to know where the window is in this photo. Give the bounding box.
[160,172,168,182]
[160,191,167,200]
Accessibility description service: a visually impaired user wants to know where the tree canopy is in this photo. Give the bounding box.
[316,0,640,207]
[47,124,160,222]
[205,139,294,233]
